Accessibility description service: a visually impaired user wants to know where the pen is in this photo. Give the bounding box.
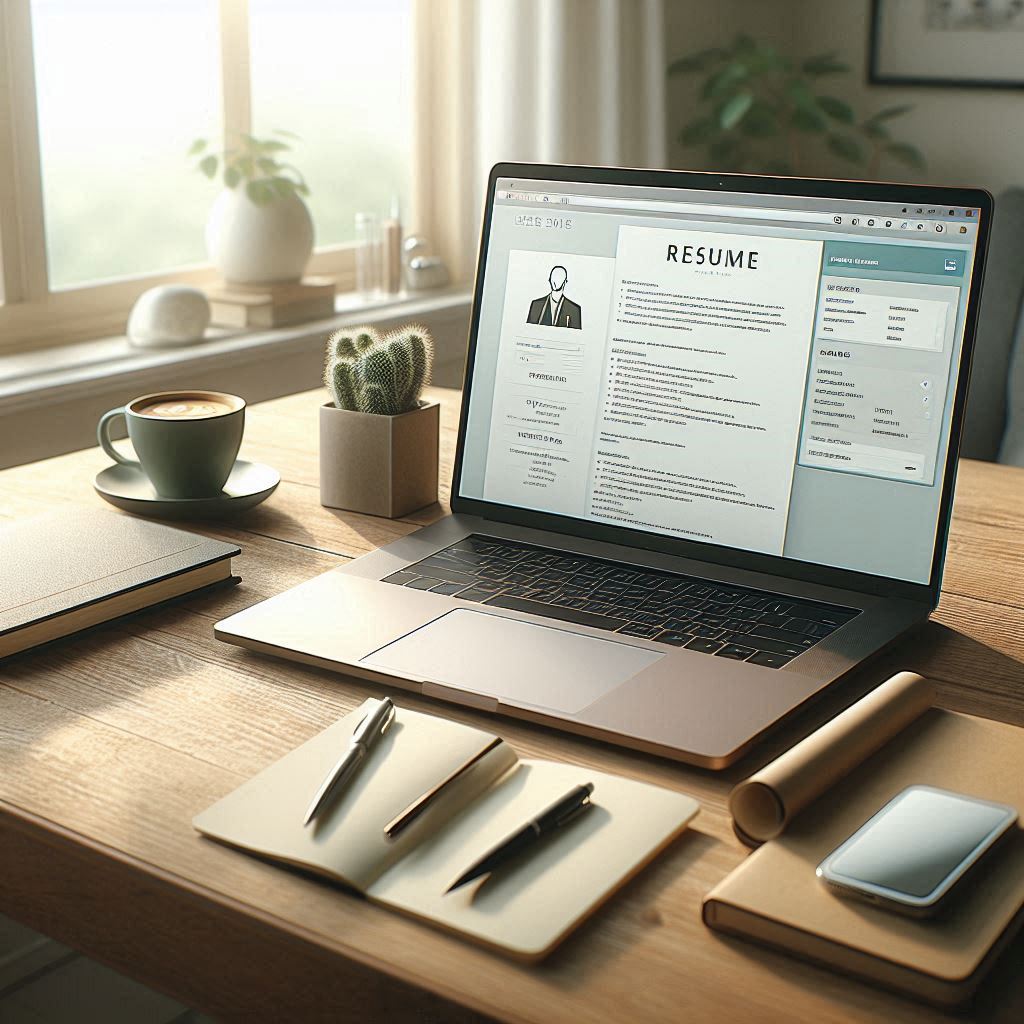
[385,737,504,839]
[444,782,595,893]
[304,697,396,826]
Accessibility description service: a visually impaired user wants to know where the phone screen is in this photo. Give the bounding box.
[827,787,1014,899]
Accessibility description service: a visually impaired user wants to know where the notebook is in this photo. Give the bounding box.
[703,673,1024,1007]
[194,700,700,960]
[0,509,239,658]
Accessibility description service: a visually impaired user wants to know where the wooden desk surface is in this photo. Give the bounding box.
[2,386,1024,1024]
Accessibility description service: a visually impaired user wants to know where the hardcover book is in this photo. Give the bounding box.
[0,509,239,658]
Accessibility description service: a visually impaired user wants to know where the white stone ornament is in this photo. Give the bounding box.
[127,285,211,349]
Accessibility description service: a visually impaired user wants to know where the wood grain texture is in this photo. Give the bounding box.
[1,386,1023,1023]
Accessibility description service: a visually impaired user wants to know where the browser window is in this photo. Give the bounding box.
[458,178,982,585]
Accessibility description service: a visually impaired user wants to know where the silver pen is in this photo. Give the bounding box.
[303,697,396,826]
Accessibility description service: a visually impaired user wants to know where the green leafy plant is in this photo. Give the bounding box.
[324,324,434,416]
[188,130,310,206]
[669,35,925,179]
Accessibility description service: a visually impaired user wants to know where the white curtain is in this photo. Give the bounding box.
[413,0,667,282]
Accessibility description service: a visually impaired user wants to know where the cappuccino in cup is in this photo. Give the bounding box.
[135,395,237,420]
[98,390,245,498]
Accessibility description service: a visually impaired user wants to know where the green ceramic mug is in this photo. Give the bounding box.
[97,390,245,498]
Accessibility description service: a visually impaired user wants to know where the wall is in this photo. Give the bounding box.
[665,0,1024,195]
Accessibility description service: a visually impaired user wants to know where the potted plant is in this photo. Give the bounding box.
[190,131,313,284]
[669,36,925,178]
[320,325,439,518]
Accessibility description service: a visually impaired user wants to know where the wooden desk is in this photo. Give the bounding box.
[2,386,1023,1023]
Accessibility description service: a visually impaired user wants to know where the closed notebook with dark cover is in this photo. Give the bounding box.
[1,509,239,657]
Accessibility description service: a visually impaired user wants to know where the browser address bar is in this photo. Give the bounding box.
[502,190,840,224]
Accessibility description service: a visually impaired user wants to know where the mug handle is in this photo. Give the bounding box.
[97,407,140,467]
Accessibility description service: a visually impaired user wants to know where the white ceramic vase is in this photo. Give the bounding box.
[205,187,314,285]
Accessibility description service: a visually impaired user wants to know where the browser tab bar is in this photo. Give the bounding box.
[503,190,841,224]
[498,190,975,238]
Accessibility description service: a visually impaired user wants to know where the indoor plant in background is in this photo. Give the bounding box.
[669,36,926,179]
[320,325,439,518]
[190,131,313,284]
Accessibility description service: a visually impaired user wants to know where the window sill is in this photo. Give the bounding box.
[0,286,472,470]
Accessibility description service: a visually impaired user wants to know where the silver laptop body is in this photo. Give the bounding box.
[216,163,991,768]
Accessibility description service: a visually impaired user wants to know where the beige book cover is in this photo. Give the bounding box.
[194,701,699,960]
[704,672,1024,1006]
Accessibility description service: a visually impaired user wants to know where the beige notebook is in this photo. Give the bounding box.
[704,673,1024,1007]
[194,701,699,960]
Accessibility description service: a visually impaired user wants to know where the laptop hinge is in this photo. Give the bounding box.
[421,680,499,713]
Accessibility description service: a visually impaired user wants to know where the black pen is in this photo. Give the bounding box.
[445,782,595,893]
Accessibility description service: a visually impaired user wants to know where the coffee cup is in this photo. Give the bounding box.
[97,390,245,498]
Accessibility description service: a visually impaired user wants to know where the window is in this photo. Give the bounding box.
[0,0,412,354]
[249,0,411,249]
[32,0,223,289]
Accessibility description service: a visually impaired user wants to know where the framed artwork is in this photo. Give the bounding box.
[870,0,1024,88]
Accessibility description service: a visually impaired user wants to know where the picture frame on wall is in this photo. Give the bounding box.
[870,0,1024,88]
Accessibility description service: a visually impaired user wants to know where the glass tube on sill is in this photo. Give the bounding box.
[355,212,381,298]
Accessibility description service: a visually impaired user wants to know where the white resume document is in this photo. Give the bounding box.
[483,227,824,555]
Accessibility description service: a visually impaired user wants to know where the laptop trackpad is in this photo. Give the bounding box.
[361,608,664,715]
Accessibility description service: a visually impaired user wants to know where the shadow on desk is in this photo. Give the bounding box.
[905,620,1024,727]
[974,931,1024,1024]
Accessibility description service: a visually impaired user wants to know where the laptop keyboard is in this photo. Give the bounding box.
[383,535,859,669]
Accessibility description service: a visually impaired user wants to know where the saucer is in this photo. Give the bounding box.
[94,460,280,519]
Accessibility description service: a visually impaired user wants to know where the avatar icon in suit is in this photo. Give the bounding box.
[526,265,582,329]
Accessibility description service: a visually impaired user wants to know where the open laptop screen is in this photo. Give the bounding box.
[457,174,985,586]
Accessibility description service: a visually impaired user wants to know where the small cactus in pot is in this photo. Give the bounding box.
[319,323,439,518]
[324,324,433,416]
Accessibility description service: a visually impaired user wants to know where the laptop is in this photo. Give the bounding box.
[215,163,992,768]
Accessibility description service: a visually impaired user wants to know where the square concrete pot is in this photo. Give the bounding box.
[319,400,439,518]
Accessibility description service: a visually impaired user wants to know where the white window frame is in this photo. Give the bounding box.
[0,0,361,356]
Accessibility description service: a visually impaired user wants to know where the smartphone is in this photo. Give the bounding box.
[816,785,1018,917]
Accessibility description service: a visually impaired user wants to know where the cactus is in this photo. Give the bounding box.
[324,323,433,415]
[328,358,358,411]
[329,327,379,361]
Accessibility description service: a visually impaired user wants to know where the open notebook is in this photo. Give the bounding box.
[194,700,699,959]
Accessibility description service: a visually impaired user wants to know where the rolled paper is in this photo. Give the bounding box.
[729,671,935,847]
